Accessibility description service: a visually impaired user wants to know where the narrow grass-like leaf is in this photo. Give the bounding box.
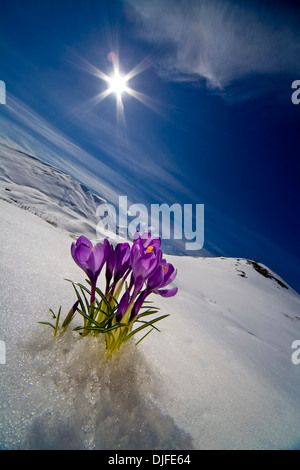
[139,305,160,309]
[124,314,170,343]
[65,279,86,315]
[105,323,127,333]
[95,287,113,314]
[136,309,160,319]
[38,321,56,330]
[54,306,61,336]
[73,325,106,333]
[73,322,127,334]
[105,292,119,307]
[134,328,154,347]
[79,285,90,312]
[82,279,114,315]
[94,303,114,319]
[135,319,161,332]
[49,308,56,319]
[76,308,103,328]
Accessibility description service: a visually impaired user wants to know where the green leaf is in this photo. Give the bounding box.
[76,309,103,328]
[73,322,127,334]
[139,305,160,309]
[136,309,160,319]
[73,325,106,333]
[54,306,61,336]
[94,304,113,319]
[105,322,128,333]
[124,314,170,343]
[77,282,91,297]
[38,321,56,330]
[49,308,56,319]
[134,319,161,332]
[95,287,113,314]
[134,328,154,347]
[79,285,90,312]
[105,292,119,307]
[65,280,86,315]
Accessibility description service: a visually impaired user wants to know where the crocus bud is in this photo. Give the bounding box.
[116,290,130,322]
[61,300,79,329]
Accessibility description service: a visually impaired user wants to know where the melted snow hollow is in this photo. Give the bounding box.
[0,145,300,450]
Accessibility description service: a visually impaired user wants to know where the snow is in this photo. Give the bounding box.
[0,143,107,240]
[1,145,300,450]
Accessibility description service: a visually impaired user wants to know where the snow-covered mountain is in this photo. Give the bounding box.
[0,143,107,239]
[0,144,300,450]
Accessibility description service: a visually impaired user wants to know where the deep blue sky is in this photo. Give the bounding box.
[0,0,300,292]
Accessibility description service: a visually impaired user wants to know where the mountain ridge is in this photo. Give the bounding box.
[0,143,107,239]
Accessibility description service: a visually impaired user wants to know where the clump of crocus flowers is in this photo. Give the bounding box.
[39,231,178,356]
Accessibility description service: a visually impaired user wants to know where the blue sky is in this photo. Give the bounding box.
[0,0,300,292]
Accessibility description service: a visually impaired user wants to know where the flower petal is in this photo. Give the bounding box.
[76,235,93,249]
[153,287,178,297]
[116,290,130,322]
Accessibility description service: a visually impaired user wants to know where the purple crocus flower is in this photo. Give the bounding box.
[133,230,161,251]
[105,243,115,293]
[113,242,131,284]
[107,231,178,325]
[130,289,148,319]
[106,242,131,296]
[71,235,110,304]
[114,237,163,323]
[147,260,178,297]
[130,259,178,320]
[130,239,162,299]
[116,290,131,322]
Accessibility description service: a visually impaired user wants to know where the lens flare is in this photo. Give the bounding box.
[69,49,173,125]
[108,71,128,97]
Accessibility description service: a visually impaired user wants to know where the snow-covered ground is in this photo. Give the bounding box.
[0,143,107,240]
[0,145,300,450]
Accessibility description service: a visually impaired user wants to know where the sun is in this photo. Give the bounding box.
[108,70,128,97]
[73,50,165,121]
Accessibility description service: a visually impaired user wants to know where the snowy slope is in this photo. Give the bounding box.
[0,143,107,240]
[0,146,300,450]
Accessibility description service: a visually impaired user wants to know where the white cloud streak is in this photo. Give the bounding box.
[0,92,195,208]
[127,0,300,90]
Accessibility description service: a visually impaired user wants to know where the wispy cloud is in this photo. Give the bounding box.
[0,92,195,208]
[126,0,300,91]
[0,95,124,203]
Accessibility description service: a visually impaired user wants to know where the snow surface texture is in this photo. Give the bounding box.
[0,143,107,240]
[0,145,300,450]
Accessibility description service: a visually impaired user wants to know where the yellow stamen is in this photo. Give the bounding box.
[163,266,167,272]
[147,246,154,252]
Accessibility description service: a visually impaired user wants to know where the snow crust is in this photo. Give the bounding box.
[0,143,107,240]
[1,146,300,450]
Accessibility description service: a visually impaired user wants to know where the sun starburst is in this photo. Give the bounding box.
[70,49,172,126]
[108,70,128,97]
